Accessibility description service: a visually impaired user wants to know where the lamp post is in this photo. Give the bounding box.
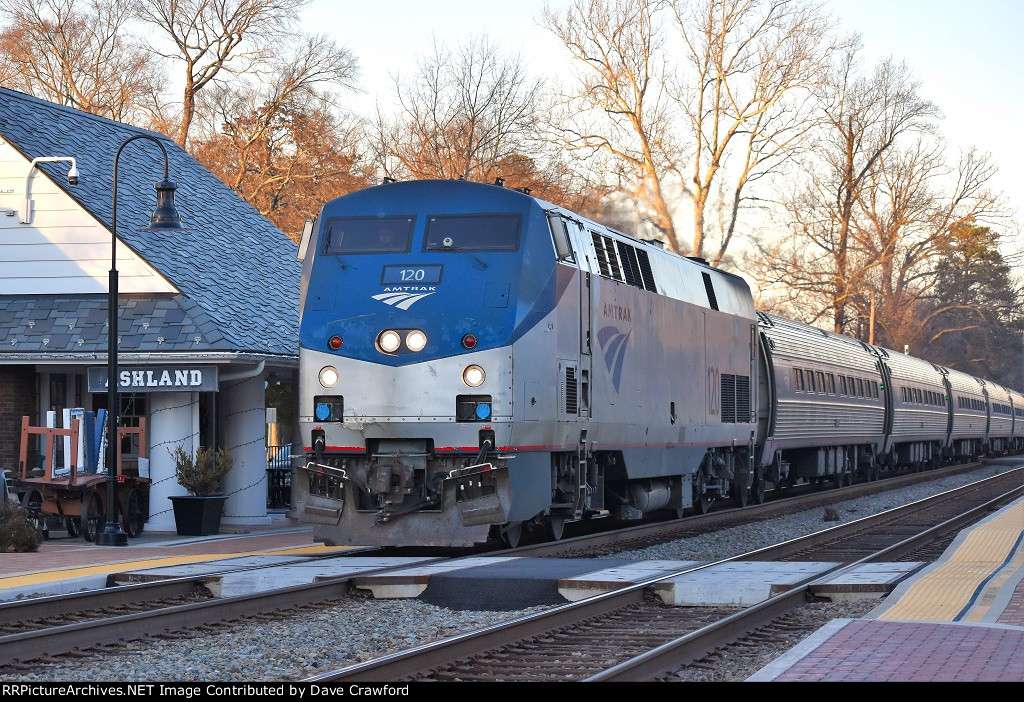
[95,134,184,546]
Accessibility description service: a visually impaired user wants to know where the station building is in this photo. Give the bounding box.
[0,87,299,531]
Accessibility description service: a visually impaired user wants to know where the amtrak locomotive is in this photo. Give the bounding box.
[293,179,1024,547]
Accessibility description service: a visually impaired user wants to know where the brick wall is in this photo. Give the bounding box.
[0,366,36,473]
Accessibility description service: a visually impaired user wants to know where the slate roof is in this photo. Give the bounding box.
[0,87,300,359]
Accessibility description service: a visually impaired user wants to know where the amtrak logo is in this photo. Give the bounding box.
[597,325,631,392]
[372,287,436,310]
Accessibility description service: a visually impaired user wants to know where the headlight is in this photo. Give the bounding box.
[406,329,427,352]
[319,366,339,388]
[463,364,485,387]
[378,330,401,353]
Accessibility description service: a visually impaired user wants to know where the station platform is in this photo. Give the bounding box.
[749,495,1024,682]
[2,498,1023,682]
[0,511,339,600]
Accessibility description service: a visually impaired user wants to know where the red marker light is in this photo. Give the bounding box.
[462,333,477,349]
[328,335,343,350]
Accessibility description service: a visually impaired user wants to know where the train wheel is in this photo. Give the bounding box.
[546,515,566,541]
[696,494,712,514]
[20,489,48,539]
[81,491,104,543]
[502,522,523,548]
[122,488,146,538]
[694,473,714,514]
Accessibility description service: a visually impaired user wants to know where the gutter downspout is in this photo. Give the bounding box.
[221,360,265,382]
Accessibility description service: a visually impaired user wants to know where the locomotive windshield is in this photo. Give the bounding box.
[423,214,521,252]
[323,215,415,254]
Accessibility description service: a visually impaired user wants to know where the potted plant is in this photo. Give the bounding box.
[168,444,232,536]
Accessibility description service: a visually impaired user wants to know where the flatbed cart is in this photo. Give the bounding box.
[12,415,149,541]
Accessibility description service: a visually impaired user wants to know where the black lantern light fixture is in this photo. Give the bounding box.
[96,134,184,546]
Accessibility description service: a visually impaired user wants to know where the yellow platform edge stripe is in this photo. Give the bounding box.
[0,543,354,590]
[878,500,1024,621]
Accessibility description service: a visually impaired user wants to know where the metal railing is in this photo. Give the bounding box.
[266,444,292,509]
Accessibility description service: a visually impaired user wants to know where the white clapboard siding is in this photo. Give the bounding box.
[0,140,177,296]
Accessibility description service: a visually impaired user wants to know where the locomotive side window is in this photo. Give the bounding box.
[794,368,805,392]
[815,371,826,394]
[546,213,576,261]
[324,215,415,254]
[424,213,521,251]
[839,376,847,395]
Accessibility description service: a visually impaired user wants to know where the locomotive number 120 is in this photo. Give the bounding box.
[381,264,443,285]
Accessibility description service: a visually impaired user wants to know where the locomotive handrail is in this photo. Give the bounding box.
[302,461,348,480]
[447,462,494,479]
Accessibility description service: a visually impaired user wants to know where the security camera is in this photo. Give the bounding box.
[67,164,79,186]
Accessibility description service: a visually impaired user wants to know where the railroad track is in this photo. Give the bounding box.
[0,550,431,671]
[304,467,1024,682]
[2,461,1017,677]
[510,458,1004,557]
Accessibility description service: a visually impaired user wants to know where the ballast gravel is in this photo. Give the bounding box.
[1,461,1017,683]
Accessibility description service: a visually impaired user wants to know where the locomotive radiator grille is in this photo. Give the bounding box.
[721,373,751,423]
[722,374,736,423]
[564,366,578,414]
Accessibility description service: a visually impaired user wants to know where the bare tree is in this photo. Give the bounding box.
[542,0,684,252]
[852,145,1005,352]
[375,34,543,185]
[670,0,834,264]
[191,34,366,239]
[135,0,310,147]
[0,0,161,120]
[767,43,939,334]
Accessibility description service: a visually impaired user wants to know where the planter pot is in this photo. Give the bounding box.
[169,495,227,536]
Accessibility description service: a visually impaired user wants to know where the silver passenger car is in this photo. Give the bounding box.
[1010,387,1024,451]
[879,349,950,470]
[756,313,885,486]
[944,367,989,460]
[986,381,1015,453]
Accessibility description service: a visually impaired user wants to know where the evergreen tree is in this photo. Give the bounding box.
[922,223,1024,388]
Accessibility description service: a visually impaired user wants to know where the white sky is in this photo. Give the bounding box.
[302,0,1023,239]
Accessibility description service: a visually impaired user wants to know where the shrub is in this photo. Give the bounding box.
[172,445,233,496]
[0,499,44,552]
